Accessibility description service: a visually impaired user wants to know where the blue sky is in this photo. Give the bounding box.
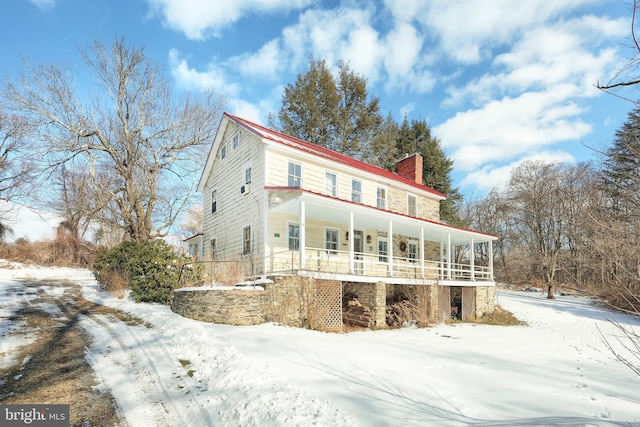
[1,0,637,197]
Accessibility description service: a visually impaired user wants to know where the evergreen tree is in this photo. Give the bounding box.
[277,59,385,161]
[602,106,640,218]
[278,59,338,150]
[395,117,463,225]
[365,112,399,169]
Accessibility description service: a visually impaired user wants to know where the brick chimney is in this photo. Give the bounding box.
[397,153,423,184]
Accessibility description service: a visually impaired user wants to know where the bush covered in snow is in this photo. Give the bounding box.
[93,240,200,304]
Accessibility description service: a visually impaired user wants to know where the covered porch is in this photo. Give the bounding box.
[264,188,497,285]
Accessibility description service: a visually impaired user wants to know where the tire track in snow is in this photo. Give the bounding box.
[81,313,217,426]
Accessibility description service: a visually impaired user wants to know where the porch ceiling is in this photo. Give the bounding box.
[267,189,497,245]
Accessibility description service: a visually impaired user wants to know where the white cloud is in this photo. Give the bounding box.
[146,0,312,40]
[419,0,592,64]
[443,14,625,108]
[461,150,576,192]
[435,91,592,171]
[29,0,55,11]
[234,40,284,79]
[169,49,240,95]
[227,99,263,124]
[286,6,381,75]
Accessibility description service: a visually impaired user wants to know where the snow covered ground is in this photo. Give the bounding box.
[1,262,639,426]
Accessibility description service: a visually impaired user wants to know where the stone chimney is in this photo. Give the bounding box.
[397,153,423,184]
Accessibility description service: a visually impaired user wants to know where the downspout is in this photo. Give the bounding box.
[300,200,306,271]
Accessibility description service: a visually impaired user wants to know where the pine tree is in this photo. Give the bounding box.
[277,59,385,161]
[602,106,640,218]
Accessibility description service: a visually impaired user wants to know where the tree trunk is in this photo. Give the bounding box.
[546,283,555,299]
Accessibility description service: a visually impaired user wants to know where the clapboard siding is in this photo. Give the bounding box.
[202,123,265,265]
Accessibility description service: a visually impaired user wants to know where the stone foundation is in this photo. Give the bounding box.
[171,279,496,329]
[475,285,496,318]
[171,287,266,326]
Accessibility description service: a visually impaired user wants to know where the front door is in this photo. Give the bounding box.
[353,230,364,274]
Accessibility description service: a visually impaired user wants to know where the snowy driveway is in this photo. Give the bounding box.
[2,263,640,426]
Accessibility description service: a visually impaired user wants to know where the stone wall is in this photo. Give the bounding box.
[171,277,315,328]
[171,279,496,329]
[475,286,496,318]
[343,281,386,328]
[171,287,266,326]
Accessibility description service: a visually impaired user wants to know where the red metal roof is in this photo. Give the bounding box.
[224,112,447,200]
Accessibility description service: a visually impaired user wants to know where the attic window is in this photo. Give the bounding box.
[220,143,227,160]
[232,132,240,149]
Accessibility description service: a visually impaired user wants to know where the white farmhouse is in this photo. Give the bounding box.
[192,112,499,323]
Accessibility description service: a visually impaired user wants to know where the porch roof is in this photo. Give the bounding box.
[266,187,498,245]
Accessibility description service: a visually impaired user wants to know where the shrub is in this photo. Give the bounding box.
[93,240,200,304]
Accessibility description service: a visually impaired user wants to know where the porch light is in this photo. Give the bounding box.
[271,196,284,204]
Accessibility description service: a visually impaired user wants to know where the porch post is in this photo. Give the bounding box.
[488,240,494,280]
[470,237,475,281]
[388,220,393,276]
[447,233,452,280]
[420,227,425,278]
[300,200,306,270]
[440,242,444,280]
[349,211,354,274]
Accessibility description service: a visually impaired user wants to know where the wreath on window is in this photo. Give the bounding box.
[399,241,407,253]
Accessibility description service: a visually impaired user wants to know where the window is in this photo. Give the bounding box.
[232,132,240,149]
[220,143,227,160]
[288,223,300,250]
[325,227,339,254]
[408,194,417,217]
[242,225,252,255]
[351,179,362,204]
[325,171,337,197]
[377,186,386,209]
[210,238,216,261]
[241,165,252,195]
[378,238,388,262]
[408,241,418,263]
[288,161,302,187]
[211,189,217,214]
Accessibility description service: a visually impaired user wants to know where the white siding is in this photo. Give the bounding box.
[265,145,440,221]
[201,124,265,270]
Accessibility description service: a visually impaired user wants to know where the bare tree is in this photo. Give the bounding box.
[507,161,576,298]
[0,109,36,241]
[462,189,513,283]
[596,1,640,97]
[2,38,226,241]
[180,204,203,238]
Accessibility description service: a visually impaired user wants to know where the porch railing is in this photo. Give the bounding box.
[266,247,492,281]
